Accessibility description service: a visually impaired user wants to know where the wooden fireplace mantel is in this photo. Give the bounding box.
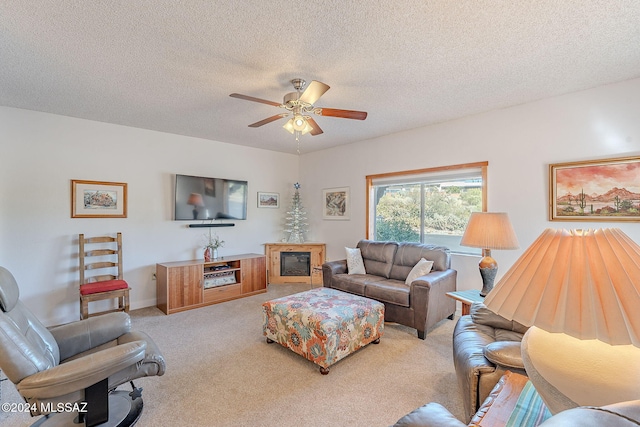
[264,243,326,285]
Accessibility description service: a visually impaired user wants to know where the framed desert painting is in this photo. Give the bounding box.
[549,156,640,222]
[323,187,350,220]
[71,180,128,218]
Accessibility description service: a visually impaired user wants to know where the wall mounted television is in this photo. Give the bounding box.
[174,174,248,221]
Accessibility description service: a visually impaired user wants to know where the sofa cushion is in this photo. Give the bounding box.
[389,243,450,281]
[405,258,434,285]
[357,240,397,278]
[345,247,366,274]
[364,279,410,307]
[330,274,384,295]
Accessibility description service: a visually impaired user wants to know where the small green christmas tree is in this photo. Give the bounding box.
[285,182,308,243]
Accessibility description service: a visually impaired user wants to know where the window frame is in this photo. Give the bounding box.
[365,161,488,251]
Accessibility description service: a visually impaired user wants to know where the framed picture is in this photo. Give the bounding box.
[257,192,279,208]
[549,156,640,222]
[71,180,128,218]
[323,187,350,220]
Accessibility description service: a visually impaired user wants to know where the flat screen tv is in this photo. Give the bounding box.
[174,174,248,221]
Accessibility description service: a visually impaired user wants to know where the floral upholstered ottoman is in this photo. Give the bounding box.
[262,287,384,374]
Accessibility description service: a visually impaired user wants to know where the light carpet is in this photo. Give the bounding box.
[0,283,464,426]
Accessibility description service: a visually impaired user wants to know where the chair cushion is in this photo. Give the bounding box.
[80,279,129,295]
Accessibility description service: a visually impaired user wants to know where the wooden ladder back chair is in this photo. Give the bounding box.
[79,232,130,319]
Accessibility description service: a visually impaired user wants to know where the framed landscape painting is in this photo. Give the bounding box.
[257,192,279,208]
[71,180,128,218]
[549,156,640,222]
[323,187,350,220]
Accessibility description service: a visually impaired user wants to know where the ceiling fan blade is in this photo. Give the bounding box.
[305,117,323,136]
[299,80,330,105]
[248,114,288,128]
[230,93,282,107]
[316,108,367,120]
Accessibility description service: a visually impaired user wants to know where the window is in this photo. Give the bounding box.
[366,162,487,254]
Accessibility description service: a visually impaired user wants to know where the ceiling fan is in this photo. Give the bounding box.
[230,79,367,140]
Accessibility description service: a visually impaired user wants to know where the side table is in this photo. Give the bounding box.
[446,289,484,316]
[472,371,551,427]
[310,266,323,288]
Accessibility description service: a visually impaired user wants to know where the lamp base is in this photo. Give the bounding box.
[522,326,640,414]
[479,266,497,297]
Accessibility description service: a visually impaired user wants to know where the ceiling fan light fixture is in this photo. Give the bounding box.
[292,114,307,131]
[300,117,314,135]
[230,78,367,144]
[282,118,295,134]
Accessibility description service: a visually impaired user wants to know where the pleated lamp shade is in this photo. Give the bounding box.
[484,228,640,346]
[460,212,520,250]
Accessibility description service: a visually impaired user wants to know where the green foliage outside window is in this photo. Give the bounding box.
[374,184,481,243]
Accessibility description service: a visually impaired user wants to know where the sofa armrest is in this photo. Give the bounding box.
[453,315,500,420]
[49,312,132,361]
[322,260,347,287]
[453,315,498,376]
[410,269,455,289]
[483,341,524,370]
[392,402,466,427]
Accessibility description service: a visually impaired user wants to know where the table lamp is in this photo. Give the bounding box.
[460,212,519,296]
[484,228,640,414]
[187,193,204,220]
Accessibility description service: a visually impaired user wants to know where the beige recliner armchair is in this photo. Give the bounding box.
[0,266,166,427]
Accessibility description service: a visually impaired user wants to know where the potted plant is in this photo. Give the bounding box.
[204,230,225,261]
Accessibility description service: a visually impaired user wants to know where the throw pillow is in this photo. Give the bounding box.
[345,247,366,275]
[405,258,434,284]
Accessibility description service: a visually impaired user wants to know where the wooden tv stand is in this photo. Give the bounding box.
[156,253,266,314]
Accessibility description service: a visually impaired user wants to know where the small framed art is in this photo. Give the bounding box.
[71,180,128,218]
[549,156,640,222]
[323,187,350,220]
[257,192,279,208]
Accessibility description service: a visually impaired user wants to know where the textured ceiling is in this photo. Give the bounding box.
[2,1,640,154]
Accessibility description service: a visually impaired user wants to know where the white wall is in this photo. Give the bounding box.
[299,78,640,293]
[0,107,298,325]
[2,78,639,325]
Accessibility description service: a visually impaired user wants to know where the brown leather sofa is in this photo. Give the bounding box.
[454,302,528,421]
[392,400,640,427]
[322,240,457,339]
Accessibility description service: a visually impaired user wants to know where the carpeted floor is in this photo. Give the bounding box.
[0,283,464,426]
